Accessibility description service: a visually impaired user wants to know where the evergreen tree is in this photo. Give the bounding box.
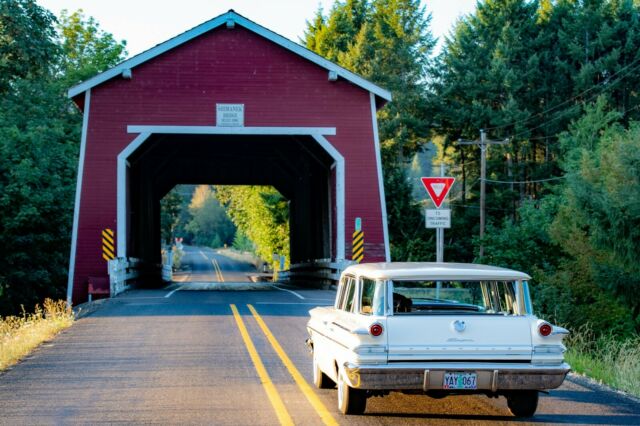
[305,0,437,260]
[185,186,236,248]
[432,0,640,260]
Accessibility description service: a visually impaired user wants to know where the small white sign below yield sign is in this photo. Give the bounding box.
[426,209,451,228]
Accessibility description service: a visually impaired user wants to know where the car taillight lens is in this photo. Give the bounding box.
[369,323,383,336]
[539,323,552,337]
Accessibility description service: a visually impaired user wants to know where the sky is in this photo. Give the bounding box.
[37,0,477,57]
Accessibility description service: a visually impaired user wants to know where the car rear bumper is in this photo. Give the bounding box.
[342,362,570,391]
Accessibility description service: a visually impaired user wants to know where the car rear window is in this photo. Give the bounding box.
[391,280,522,315]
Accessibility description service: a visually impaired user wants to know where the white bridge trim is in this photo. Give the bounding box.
[66,89,91,305]
[127,125,337,136]
[118,126,345,261]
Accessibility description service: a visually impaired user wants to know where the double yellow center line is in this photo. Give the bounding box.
[230,304,338,426]
[211,258,225,282]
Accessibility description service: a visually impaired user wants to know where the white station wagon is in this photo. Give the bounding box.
[306,262,570,417]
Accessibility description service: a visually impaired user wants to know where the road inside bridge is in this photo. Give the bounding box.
[173,245,258,284]
[1,287,639,425]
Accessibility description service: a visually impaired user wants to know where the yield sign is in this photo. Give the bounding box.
[421,177,455,208]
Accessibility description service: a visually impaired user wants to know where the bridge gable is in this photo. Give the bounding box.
[69,10,391,102]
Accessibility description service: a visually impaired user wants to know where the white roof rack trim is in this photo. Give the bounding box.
[68,11,392,101]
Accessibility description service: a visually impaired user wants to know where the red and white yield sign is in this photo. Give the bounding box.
[421,177,455,208]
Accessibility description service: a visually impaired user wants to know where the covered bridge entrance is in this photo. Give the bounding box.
[66,10,391,304]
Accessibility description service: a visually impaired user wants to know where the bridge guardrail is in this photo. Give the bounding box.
[108,257,143,296]
[161,249,173,282]
[279,259,354,286]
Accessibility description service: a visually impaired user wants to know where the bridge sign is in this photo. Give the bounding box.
[421,177,455,208]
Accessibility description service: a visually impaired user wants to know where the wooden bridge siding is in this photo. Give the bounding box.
[72,26,386,303]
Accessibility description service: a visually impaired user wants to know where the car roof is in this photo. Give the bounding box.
[342,262,531,281]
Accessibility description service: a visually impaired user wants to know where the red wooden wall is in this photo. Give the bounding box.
[71,25,387,303]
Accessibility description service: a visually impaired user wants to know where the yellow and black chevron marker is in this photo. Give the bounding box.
[102,228,115,262]
[352,229,364,263]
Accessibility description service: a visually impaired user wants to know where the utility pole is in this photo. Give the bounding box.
[457,129,509,258]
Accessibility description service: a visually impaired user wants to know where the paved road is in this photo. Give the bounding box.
[173,245,258,283]
[1,287,639,425]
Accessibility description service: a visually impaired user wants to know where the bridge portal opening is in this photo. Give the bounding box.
[121,132,337,285]
[160,184,288,283]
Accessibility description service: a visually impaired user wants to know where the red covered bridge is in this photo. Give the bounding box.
[66,10,391,304]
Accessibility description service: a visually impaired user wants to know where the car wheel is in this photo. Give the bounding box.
[337,370,366,415]
[506,390,539,417]
[312,352,335,389]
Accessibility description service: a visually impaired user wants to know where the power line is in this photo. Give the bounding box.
[512,94,640,140]
[484,53,640,133]
[449,203,513,212]
[481,176,566,184]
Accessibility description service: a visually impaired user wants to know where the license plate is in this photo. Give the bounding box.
[443,372,477,389]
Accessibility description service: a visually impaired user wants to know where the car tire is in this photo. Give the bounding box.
[312,352,335,389]
[506,390,539,417]
[337,370,366,415]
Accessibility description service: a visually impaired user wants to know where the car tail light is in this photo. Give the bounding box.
[538,323,552,337]
[369,323,383,337]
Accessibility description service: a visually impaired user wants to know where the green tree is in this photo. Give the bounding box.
[185,185,236,248]
[303,0,369,62]
[431,0,640,262]
[160,188,183,245]
[480,99,639,336]
[0,3,127,314]
[215,186,289,267]
[550,99,640,331]
[232,229,255,252]
[0,0,58,93]
[305,0,437,260]
[57,9,127,85]
[0,78,79,315]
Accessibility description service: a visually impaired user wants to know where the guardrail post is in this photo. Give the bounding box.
[162,249,173,282]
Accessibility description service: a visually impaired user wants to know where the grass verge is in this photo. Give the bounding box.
[565,328,640,398]
[0,299,74,371]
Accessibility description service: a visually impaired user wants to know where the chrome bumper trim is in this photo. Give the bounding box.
[343,362,570,391]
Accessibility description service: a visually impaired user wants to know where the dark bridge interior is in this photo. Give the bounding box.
[126,134,334,280]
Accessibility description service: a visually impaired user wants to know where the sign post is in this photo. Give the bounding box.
[421,173,455,263]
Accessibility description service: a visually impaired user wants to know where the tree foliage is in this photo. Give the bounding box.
[160,188,183,245]
[305,0,437,259]
[0,0,58,93]
[215,186,289,268]
[56,9,127,85]
[0,1,126,315]
[185,186,235,248]
[550,99,640,328]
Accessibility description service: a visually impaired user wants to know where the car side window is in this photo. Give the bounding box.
[338,276,355,311]
[335,276,347,309]
[360,278,376,315]
[344,277,357,312]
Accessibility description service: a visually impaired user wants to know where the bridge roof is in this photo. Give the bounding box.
[68,10,392,102]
